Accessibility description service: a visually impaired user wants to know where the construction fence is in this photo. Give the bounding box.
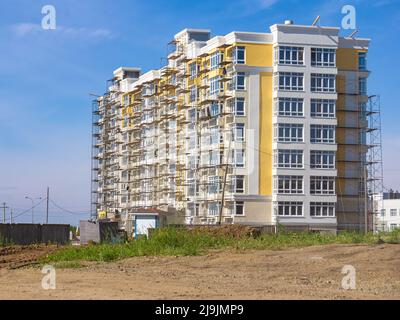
[0,224,70,245]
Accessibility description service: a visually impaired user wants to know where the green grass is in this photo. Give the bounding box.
[42,227,400,264]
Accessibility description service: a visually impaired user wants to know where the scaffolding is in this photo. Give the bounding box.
[100,36,244,225]
[366,95,384,231]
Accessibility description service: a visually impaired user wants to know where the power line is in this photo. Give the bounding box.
[49,199,90,216]
[5,198,46,222]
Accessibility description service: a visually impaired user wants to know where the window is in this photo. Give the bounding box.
[310,176,335,195]
[232,46,245,64]
[232,175,244,193]
[234,201,245,215]
[232,149,245,168]
[358,52,367,71]
[390,224,398,231]
[276,202,303,217]
[231,72,246,90]
[310,151,336,169]
[189,62,197,79]
[210,51,224,70]
[275,150,303,168]
[359,78,367,95]
[276,72,304,91]
[123,95,130,106]
[210,76,223,95]
[311,74,336,93]
[209,126,222,145]
[209,150,223,166]
[210,102,221,117]
[275,124,304,143]
[311,48,336,67]
[381,209,386,217]
[190,86,197,102]
[311,99,336,118]
[310,202,336,217]
[275,176,303,194]
[230,98,245,116]
[233,123,245,142]
[187,203,200,217]
[208,202,220,216]
[208,176,222,194]
[310,125,335,144]
[275,98,304,117]
[276,46,304,65]
[390,209,397,217]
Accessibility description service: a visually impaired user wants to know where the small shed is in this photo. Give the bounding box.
[131,209,169,238]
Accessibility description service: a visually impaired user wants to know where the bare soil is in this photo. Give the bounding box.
[0,244,399,300]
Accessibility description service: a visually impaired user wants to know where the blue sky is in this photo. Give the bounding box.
[0,0,399,226]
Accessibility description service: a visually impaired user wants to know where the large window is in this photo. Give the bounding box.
[311,99,336,118]
[230,98,245,116]
[275,176,304,194]
[208,202,220,216]
[190,86,197,102]
[276,46,304,65]
[310,202,336,217]
[310,125,335,144]
[276,72,304,91]
[358,52,367,71]
[311,74,336,93]
[189,62,198,79]
[232,149,245,168]
[234,201,245,215]
[209,150,223,166]
[208,176,222,194]
[311,48,336,67]
[209,126,222,145]
[359,78,367,95]
[275,150,303,168]
[210,102,221,117]
[310,151,336,169]
[231,72,246,90]
[210,51,224,70]
[232,123,245,142]
[310,176,335,195]
[232,46,245,64]
[275,124,304,142]
[275,98,304,117]
[276,202,303,217]
[232,175,244,193]
[210,76,223,95]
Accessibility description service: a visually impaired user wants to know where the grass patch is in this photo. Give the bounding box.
[43,227,400,264]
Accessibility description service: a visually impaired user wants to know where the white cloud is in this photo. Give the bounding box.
[259,0,278,8]
[11,23,114,39]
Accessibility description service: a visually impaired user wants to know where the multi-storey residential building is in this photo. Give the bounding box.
[92,21,371,233]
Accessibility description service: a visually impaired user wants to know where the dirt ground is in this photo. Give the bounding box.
[0,244,399,300]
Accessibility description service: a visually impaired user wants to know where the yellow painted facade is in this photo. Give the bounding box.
[259,72,273,196]
[241,43,273,67]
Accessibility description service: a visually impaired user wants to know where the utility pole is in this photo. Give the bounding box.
[46,187,49,224]
[10,209,13,224]
[1,202,9,224]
